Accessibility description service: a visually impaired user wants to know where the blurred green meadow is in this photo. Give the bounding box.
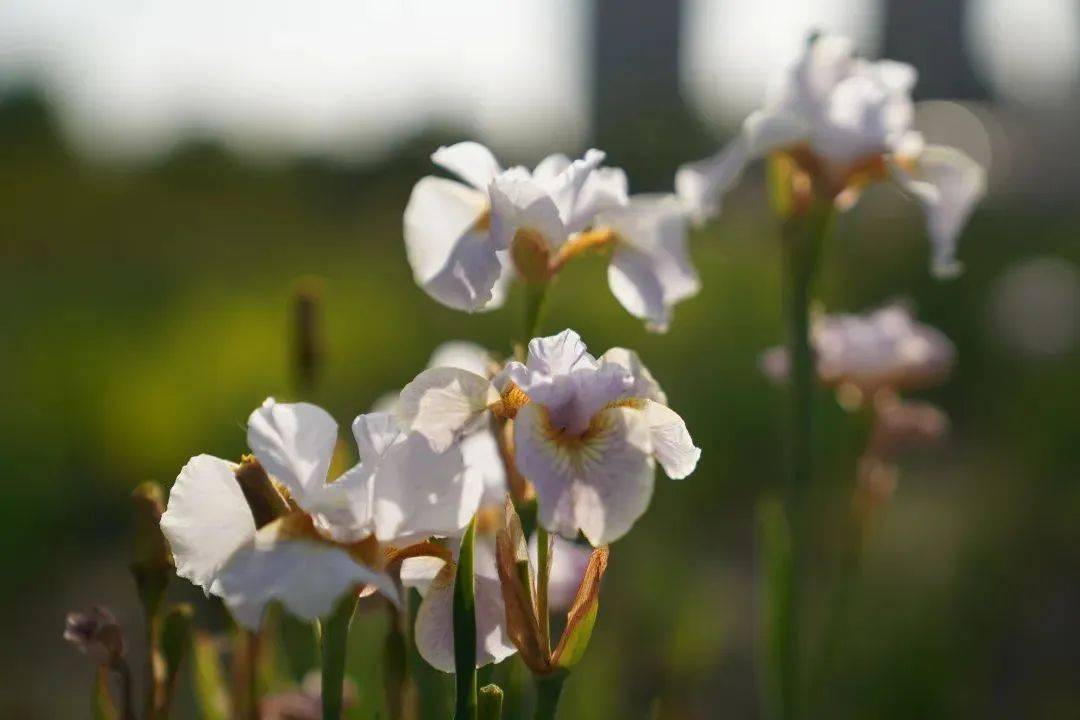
[3,89,1079,718]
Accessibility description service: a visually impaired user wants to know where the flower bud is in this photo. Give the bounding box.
[64,606,126,669]
[292,277,324,397]
[132,481,173,617]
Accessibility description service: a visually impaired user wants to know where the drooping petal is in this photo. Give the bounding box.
[411,537,517,672]
[599,347,667,404]
[215,530,398,630]
[247,399,339,506]
[640,400,700,480]
[160,455,257,594]
[890,145,986,278]
[675,104,811,224]
[432,142,503,190]
[515,403,655,546]
[488,174,568,253]
[603,195,700,332]
[396,368,500,452]
[675,137,749,224]
[527,533,594,612]
[404,176,503,312]
[358,416,484,542]
[484,252,515,311]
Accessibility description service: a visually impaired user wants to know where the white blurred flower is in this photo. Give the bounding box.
[397,329,700,545]
[761,303,955,393]
[160,398,485,629]
[676,32,986,278]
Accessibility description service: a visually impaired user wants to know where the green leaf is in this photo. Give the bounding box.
[453,517,478,720]
[757,496,797,720]
[553,602,597,670]
[157,604,193,718]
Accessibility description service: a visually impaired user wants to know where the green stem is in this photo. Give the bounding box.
[769,202,831,720]
[384,602,410,720]
[533,672,566,720]
[453,518,478,720]
[321,593,359,720]
[535,525,551,652]
[524,281,549,342]
[117,662,136,720]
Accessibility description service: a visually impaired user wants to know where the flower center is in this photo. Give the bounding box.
[511,228,552,283]
[550,226,616,273]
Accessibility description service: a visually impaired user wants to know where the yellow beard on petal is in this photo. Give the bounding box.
[532,404,623,475]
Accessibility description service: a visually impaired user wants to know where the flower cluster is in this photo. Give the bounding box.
[404,143,700,331]
[159,331,699,673]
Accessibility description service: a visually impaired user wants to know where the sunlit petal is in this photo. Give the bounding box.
[603,195,700,332]
[891,145,987,278]
[426,341,495,377]
[641,400,700,480]
[404,176,502,312]
[396,368,500,452]
[488,174,567,253]
[515,403,655,546]
[246,399,337,506]
[160,454,257,594]
[599,347,667,404]
[432,141,503,190]
[216,532,398,631]
[412,536,516,672]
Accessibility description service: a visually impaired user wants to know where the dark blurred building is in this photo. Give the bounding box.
[590,0,711,190]
[883,0,989,100]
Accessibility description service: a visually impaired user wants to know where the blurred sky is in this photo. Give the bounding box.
[0,0,1078,160]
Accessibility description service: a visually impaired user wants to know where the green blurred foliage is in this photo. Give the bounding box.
[2,87,1079,718]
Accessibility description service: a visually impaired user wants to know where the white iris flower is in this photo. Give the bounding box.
[677,33,986,278]
[395,329,700,546]
[160,398,486,629]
